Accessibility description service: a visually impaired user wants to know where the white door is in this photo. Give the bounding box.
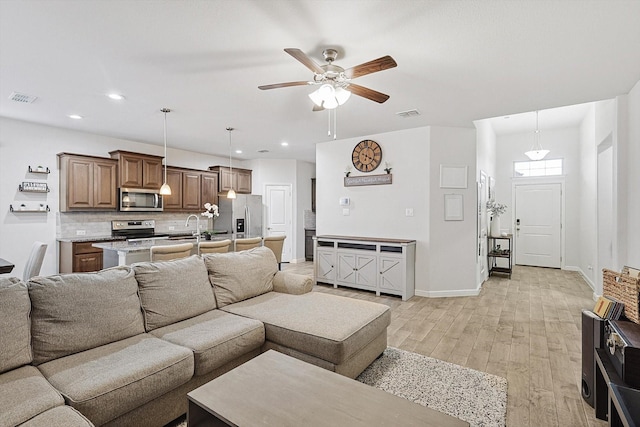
[265,184,292,262]
[514,183,562,268]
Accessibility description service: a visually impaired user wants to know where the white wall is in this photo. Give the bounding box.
[475,119,497,179]
[626,80,640,267]
[316,125,477,296]
[577,105,597,287]
[0,117,267,277]
[495,127,581,267]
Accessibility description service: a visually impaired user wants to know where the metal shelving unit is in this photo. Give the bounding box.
[488,235,513,278]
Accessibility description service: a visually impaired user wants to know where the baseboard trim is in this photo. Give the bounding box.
[288,258,307,264]
[415,287,481,298]
[563,265,596,292]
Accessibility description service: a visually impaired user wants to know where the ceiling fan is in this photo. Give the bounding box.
[258,48,397,110]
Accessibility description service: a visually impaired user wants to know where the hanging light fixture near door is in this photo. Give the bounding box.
[226,127,237,199]
[524,110,550,161]
[159,108,172,195]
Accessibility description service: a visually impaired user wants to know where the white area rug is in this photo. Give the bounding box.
[171,347,507,427]
[357,347,507,427]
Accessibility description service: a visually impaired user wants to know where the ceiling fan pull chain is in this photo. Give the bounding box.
[334,108,337,140]
[327,109,331,136]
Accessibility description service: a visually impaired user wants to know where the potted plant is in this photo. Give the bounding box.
[487,200,507,237]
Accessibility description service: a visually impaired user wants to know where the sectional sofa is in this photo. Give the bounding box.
[0,247,390,427]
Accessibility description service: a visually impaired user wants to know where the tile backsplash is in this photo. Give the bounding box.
[57,211,208,238]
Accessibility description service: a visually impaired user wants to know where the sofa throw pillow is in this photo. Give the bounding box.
[133,255,217,331]
[28,266,144,365]
[204,246,277,307]
[0,277,32,373]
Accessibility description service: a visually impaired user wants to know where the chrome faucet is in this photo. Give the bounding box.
[185,214,201,243]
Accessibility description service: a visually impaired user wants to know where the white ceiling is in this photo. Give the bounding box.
[1,1,639,163]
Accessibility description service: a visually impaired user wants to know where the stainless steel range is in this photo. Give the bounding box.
[111,220,168,241]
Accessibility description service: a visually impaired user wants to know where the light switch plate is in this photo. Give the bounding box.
[405,208,414,217]
[342,208,350,216]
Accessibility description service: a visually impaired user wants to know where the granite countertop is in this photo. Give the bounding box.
[57,235,126,243]
[315,235,416,244]
[92,234,236,253]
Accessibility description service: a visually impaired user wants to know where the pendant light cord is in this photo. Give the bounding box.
[227,127,234,186]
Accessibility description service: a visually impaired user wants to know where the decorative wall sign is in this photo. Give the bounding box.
[344,173,392,187]
[440,165,468,188]
[444,194,464,221]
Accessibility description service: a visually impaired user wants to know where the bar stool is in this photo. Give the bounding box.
[198,239,232,254]
[234,237,262,252]
[23,241,48,280]
[263,235,286,270]
[150,243,193,262]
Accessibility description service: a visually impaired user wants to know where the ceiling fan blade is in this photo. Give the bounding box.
[344,55,397,79]
[258,81,310,90]
[312,104,324,112]
[284,48,325,74]
[347,83,390,103]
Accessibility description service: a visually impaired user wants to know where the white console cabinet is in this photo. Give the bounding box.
[313,235,416,301]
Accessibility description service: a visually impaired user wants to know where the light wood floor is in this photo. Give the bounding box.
[282,262,606,427]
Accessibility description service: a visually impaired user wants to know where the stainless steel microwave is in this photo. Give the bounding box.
[119,188,163,212]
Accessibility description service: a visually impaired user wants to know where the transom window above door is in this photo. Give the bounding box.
[514,159,563,177]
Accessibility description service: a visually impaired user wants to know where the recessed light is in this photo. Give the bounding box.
[281,142,289,146]
[235,150,243,154]
[68,114,83,120]
[107,93,125,101]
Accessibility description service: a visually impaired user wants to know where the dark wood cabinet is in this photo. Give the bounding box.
[182,171,201,210]
[201,172,219,207]
[58,153,117,211]
[163,168,218,212]
[59,240,107,273]
[311,178,316,212]
[305,229,316,261]
[208,166,252,194]
[109,150,164,189]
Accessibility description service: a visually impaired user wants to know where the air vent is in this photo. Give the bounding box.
[396,109,420,118]
[257,149,270,153]
[9,92,38,104]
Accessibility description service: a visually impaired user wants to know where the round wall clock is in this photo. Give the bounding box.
[352,140,382,172]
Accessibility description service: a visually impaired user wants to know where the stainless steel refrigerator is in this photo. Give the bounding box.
[217,194,263,238]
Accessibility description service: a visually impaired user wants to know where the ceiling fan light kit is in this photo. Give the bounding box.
[524,110,550,161]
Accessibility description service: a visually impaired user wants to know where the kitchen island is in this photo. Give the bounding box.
[93,236,231,268]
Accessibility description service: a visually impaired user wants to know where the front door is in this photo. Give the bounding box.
[265,184,292,263]
[514,183,562,268]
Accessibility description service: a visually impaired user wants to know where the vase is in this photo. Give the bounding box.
[490,216,502,237]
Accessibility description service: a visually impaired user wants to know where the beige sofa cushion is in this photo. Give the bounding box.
[133,255,217,331]
[28,267,145,365]
[151,309,264,376]
[37,334,193,426]
[19,406,94,427]
[0,365,64,427]
[204,247,277,307]
[0,277,32,374]
[222,292,390,365]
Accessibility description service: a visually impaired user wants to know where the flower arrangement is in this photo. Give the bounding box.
[486,200,507,217]
[201,203,219,219]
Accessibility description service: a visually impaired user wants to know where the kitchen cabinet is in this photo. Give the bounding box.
[59,240,110,273]
[109,150,163,189]
[163,168,218,212]
[313,236,416,301]
[305,229,316,261]
[58,153,118,211]
[208,166,252,194]
[311,178,316,212]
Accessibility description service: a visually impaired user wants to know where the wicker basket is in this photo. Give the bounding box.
[603,266,640,324]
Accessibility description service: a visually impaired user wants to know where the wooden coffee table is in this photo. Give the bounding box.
[187,350,468,427]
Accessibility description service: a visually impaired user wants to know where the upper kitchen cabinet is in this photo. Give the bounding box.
[58,153,118,211]
[208,166,252,194]
[109,150,163,189]
[163,168,218,211]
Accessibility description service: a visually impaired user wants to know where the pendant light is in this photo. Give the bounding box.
[226,127,236,199]
[159,108,172,195]
[524,110,550,161]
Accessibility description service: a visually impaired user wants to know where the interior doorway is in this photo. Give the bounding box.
[513,182,563,268]
[264,184,293,263]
